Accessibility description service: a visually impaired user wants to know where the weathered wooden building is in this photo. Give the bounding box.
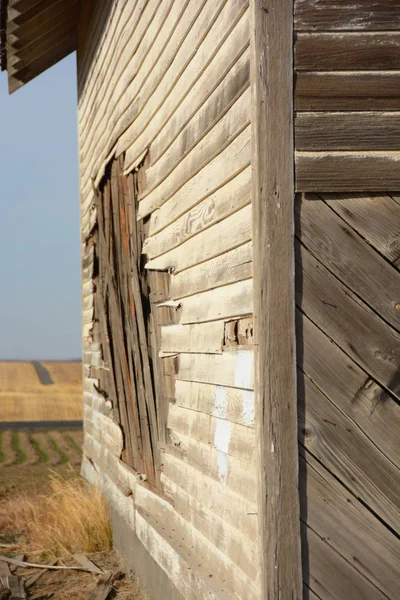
[1,1,400,598]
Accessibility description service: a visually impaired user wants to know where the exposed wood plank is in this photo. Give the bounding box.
[296,195,400,330]
[296,151,400,191]
[175,379,255,428]
[159,449,259,579]
[295,72,400,111]
[146,203,252,273]
[169,242,252,299]
[121,0,249,172]
[250,1,302,597]
[138,87,250,216]
[298,311,400,471]
[144,125,251,227]
[177,279,252,325]
[295,32,400,71]
[161,453,257,538]
[298,371,400,533]
[296,242,400,401]
[301,450,400,598]
[294,1,400,31]
[147,44,250,171]
[321,192,400,266]
[177,351,253,389]
[143,166,251,259]
[168,404,255,464]
[160,321,224,354]
[295,112,400,151]
[304,524,385,600]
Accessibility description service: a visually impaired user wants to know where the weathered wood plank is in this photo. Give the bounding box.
[175,379,255,428]
[138,88,250,217]
[296,194,400,330]
[146,203,252,273]
[299,370,400,532]
[177,279,252,325]
[294,1,400,31]
[141,83,250,203]
[121,0,249,172]
[303,524,385,600]
[296,242,400,401]
[169,242,252,299]
[301,450,400,597]
[250,1,302,597]
[158,450,259,579]
[168,404,255,464]
[298,311,400,470]
[177,351,253,389]
[296,152,400,191]
[321,192,400,266]
[160,321,224,354]
[144,125,251,227]
[295,32,400,71]
[143,166,251,260]
[295,72,400,111]
[295,112,400,151]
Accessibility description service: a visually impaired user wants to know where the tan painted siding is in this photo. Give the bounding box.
[78,1,258,599]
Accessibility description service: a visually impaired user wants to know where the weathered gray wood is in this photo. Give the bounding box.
[296,242,400,401]
[296,152,400,191]
[295,112,400,151]
[301,449,400,598]
[298,370,400,533]
[296,194,400,329]
[295,72,400,111]
[250,1,302,597]
[303,523,386,600]
[298,310,400,470]
[321,192,400,267]
[294,1,400,31]
[295,32,400,70]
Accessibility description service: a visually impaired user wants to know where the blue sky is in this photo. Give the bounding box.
[0,54,82,360]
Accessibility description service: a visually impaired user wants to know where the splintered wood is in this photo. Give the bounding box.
[89,156,164,487]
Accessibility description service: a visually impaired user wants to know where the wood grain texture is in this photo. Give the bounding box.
[322,192,400,266]
[296,195,400,330]
[301,450,400,598]
[295,112,400,151]
[296,242,400,402]
[250,1,302,598]
[299,311,400,470]
[294,1,400,31]
[295,72,400,111]
[295,32,400,71]
[296,152,400,191]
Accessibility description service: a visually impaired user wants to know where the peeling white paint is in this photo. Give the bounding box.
[234,352,253,389]
[214,418,231,486]
[241,390,255,426]
[213,385,228,419]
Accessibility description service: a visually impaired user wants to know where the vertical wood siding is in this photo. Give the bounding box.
[78,1,258,599]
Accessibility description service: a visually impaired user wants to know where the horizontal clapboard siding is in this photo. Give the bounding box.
[294,1,400,31]
[77,1,256,599]
[294,3,400,192]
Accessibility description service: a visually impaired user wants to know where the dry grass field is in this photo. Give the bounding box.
[0,361,82,422]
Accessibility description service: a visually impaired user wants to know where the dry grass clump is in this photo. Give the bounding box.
[3,472,112,557]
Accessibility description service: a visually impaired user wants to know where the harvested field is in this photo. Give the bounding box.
[0,429,83,468]
[0,361,82,423]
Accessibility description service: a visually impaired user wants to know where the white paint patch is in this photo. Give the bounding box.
[234,352,253,389]
[241,390,255,426]
[214,418,231,486]
[213,386,228,419]
[216,450,229,486]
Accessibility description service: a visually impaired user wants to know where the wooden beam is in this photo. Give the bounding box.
[250,1,302,597]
